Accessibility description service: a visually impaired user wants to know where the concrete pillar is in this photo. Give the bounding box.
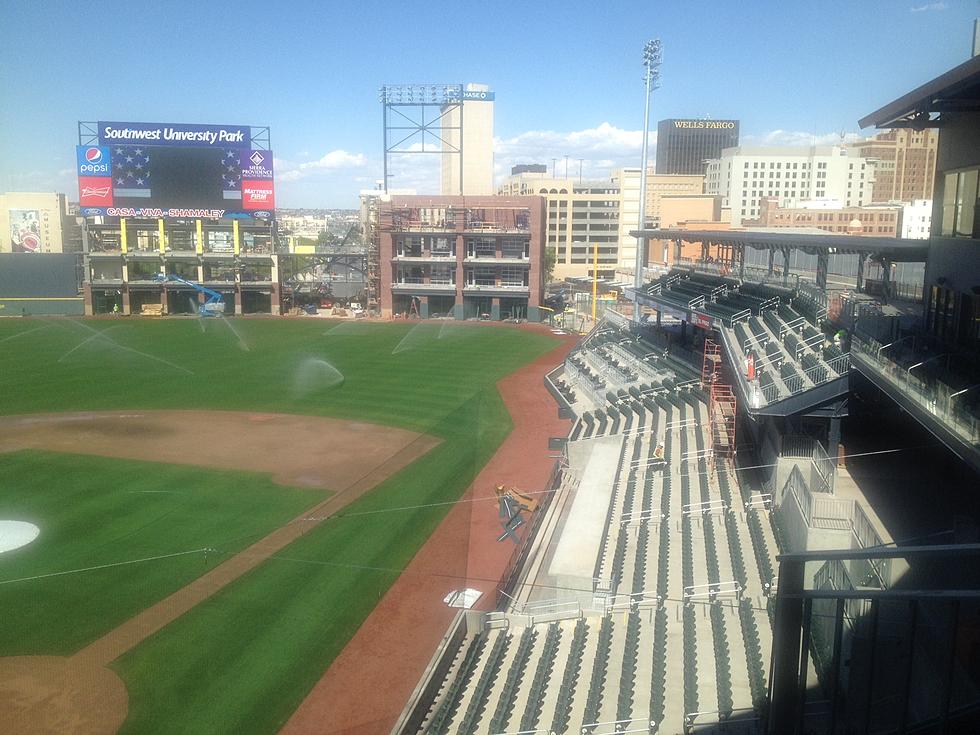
[739,245,746,279]
[121,288,131,316]
[420,295,430,319]
[827,416,842,461]
[453,302,464,320]
[768,248,775,276]
[782,248,791,286]
[816,251,829,290]
[160,288,168,314]
[767,558,806,734]
[234,288,242,316]
[491,297,501,321]
[856,253,867,291]
[270,283,281,315]
[673,238,682,265]
[881,258,892,303]
[83,283,94,316]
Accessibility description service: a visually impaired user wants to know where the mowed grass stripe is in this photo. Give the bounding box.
[0,451,328,656]
[0,319,553,434]
[114,390,504,734]
[0,319,558,733]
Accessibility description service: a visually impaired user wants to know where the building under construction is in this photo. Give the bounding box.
[378,195,545,320]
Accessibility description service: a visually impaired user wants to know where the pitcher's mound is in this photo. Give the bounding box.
[0,656,127,734]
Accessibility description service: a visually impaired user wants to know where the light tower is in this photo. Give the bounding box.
[633,39,662,323]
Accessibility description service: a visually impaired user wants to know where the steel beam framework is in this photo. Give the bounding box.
[379,84,464,194]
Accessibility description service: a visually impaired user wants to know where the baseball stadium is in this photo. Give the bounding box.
[4,50,980,735]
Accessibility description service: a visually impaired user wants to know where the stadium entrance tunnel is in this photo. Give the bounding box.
[166,288,199,315]
[241,289,272,314]
[463,296,493,320]
[128,288,162,315]
[91,289,123,315]
[500,296,528,320]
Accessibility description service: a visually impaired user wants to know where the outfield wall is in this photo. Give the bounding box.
[0,253,84,315]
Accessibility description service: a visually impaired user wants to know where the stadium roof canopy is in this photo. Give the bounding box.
[859,53,980,129]
[632,228,930,262]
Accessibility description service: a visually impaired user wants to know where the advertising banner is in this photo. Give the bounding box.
[76,146,112,176]
[98,121,251,148]
[9,210,42,253]
[77,122,274,220]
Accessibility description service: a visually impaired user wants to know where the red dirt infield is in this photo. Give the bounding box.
[279,328,577,735]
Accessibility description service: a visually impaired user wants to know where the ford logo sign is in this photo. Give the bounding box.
[252,211,271,219]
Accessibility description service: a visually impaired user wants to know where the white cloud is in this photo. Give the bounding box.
[276,149,368,182]
[493,122,656,183]
[910,2,946,11]
[741,129,863,147]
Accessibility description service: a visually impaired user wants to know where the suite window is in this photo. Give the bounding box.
[941,168,980,238]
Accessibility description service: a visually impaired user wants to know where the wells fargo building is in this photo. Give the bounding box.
[655,118,740,176]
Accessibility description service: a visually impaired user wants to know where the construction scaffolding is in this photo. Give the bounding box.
[702,339,737,463]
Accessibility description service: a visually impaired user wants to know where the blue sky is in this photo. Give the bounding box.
[1,0,977,207]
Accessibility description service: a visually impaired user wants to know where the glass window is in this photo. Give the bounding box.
[955,169,978,237]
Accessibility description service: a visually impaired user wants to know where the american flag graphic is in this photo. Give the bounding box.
[220,149,242,200]
[113,146,152,197]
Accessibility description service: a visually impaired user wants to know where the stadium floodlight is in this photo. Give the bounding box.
[633,39,663,324]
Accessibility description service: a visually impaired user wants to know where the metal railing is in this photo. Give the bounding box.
[767,544,980,735]
[851,336,980,447]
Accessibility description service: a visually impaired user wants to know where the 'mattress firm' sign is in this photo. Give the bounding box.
[98,121,251,147]
[672,120,737,130]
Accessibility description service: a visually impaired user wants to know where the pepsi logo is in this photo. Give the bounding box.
[85,148,103,163]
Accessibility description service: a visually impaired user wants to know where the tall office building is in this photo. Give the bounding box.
[705,145,876,226]
[440,83,495,195]
[655,118,739,175]
[848,129,938,203]
[498,170,623,280]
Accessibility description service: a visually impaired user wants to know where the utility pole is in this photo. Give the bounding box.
[563,154,569,178]
[551,158,557,178]
[578,159,584,184]
[633,39,663,324]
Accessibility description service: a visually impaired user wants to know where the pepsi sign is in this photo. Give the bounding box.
[76,146,112,176]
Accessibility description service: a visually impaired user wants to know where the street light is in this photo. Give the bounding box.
[633,39,663,324]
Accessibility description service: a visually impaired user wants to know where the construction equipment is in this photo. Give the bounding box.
[154,274,225,316]
[494,485,539,513]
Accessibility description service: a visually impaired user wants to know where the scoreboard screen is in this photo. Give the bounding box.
[77,121,274,220]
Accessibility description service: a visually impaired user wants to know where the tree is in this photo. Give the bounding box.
[543,246,558,283]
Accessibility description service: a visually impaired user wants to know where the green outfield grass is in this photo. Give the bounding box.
[0,451,327,655]
[0,317,558,733]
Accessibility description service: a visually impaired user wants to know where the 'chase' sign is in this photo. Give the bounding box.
[98,121,251,147]
[462,90,494,101]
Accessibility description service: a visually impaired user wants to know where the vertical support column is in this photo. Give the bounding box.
[782,247,791,287]
[455,232,465,320]
[83,283,94,316]
[490,296,500,321]
[234,288,242,316]
[816,251,829,291]
[827,416,841,462]
[768,248,775,276]
[881,257,892,303]
[119,218,128,253]
[195,219,204,254]
[121,288,131,315]
[856,253,867,291]
[673,237,682,264]
[233,220,241,255]
[739,244,746,279]
[767,558,806,734]
[270,255,280,315]
[157,219,166,253]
